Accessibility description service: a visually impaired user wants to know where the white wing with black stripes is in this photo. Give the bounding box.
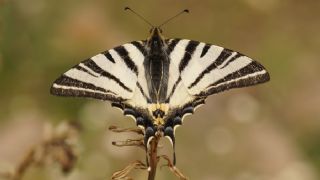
[165,38,270,110]
[51,41,151,109]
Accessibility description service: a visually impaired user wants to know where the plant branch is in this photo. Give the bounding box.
[109,125,188,180]
[147,136,160,180]
[159,155,187,180]
[0,122,79,180]
[111,160,147,180]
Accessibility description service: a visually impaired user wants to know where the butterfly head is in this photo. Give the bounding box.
[147,27,165,48]
[149,27,163,34]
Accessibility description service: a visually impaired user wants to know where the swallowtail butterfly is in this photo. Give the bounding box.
[50,8,270,166]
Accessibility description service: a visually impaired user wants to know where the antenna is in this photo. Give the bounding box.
[158,9,189,28]
[124,7,154,27]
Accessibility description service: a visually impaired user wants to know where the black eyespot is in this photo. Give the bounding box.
[164,126,174,136]
[182,106,194,115]
[173,117,182,125]
[123,108,136,116]
[145,127,155,137]
[136,117,144,126]
[144,126,155,147]
[159,28,163,33]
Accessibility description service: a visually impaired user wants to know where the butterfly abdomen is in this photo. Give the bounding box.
[144,50,169,102]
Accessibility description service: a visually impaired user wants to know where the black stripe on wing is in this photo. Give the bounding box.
[131,41,146,55]
[200,61,270,96]
[213,48,235,66]
[165,76,181,103]
[75,66,98,77]
[166,39,181,55]
[50,75,124,101]
[220,53,242,69]
[114,46,139,76]
[82,59,133,92]
[179,40,200,72]
[137,82,152,103]
[200,44,211,58]
[102,52,115,63]
[188,48,238,89]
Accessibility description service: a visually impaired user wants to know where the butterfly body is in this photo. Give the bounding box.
[144,28,169,103]
[51,26,270,165]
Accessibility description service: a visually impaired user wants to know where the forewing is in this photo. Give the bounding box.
[166,39,270,99]
[51,41,150,108]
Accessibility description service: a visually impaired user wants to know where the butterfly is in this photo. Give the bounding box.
[50,8,270,166]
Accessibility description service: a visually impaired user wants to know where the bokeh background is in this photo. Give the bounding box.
[1,0,320,179]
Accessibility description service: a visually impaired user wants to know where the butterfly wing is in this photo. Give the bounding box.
[162,39,270,155]
[166,38,269,103]
[51,41,151,109]
[162,39,270,165]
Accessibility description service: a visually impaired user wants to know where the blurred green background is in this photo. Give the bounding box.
[1,0,320,179]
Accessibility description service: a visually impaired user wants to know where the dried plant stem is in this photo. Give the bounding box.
[0,122,79,180]
[7,148,36,180]
[147,136,160,180]
[110,125,188,180]
[111,160,147,179]
[160,155,187,180]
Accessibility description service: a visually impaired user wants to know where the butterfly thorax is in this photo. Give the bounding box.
[144,28,170,126]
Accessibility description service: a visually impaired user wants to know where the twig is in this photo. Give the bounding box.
[109,125,188,180]
[159,155,187,180]
[0,122,79,180]
[10,148,36,180]
[112,138,145,149]
[111,160,147,180]
[147,136,160,180]
[109,125,144,135]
